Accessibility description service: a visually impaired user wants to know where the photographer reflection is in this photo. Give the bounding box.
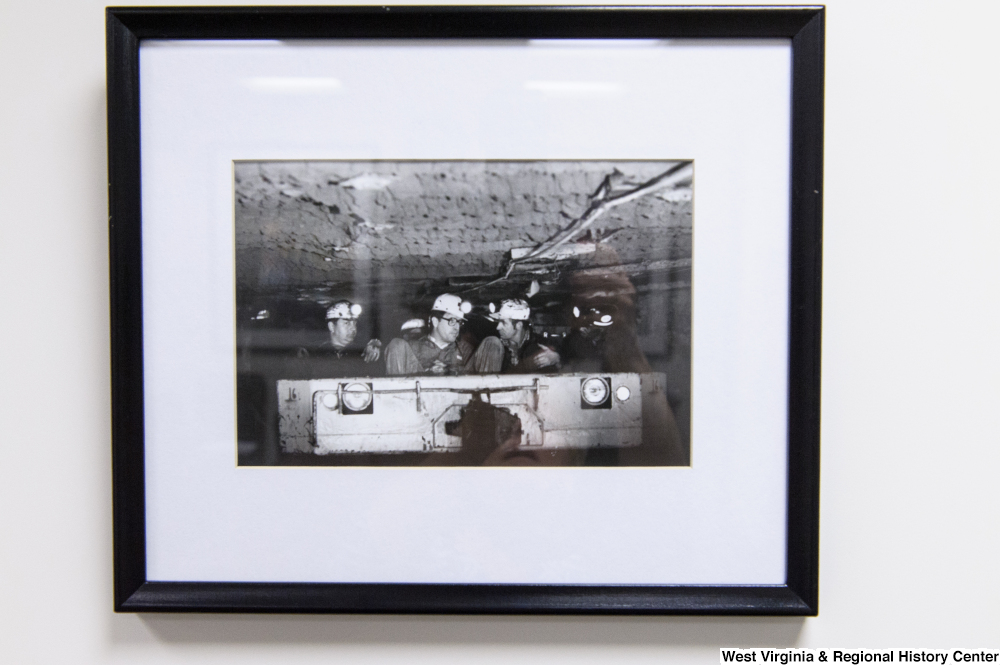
[561,251,687,466]
[427,394,583,467]
[562,282,649,376]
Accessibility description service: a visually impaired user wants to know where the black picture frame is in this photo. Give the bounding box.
[108,5,823,615]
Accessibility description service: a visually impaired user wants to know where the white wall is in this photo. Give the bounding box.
[1,0,997,662]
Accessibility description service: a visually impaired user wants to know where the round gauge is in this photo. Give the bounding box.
[342,383,373,411]
[321,393,339,410]
[581,377,610,406]
[615,386,631,402]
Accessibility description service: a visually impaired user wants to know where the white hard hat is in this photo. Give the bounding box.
[400,318,426,332]
[431,293,472,321]
[326,300,363,320]
[488,298,530,321]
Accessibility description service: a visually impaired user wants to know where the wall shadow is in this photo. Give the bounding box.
[126,613,805,648]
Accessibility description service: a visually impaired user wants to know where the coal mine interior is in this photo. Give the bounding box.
[234,160,693,464]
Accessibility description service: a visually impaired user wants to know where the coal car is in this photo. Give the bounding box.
[277,372,667,455]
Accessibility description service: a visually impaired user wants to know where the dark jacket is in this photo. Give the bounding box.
[287,341,383,379]
[502,332,557,373]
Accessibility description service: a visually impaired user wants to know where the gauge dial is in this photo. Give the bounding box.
[342,383,373,411]
[581,377,610,406]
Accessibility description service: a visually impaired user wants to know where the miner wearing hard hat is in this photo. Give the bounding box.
[473,298,560,373]
[325,300,382,359]
[290,299,382,379]
[385,293,474,376]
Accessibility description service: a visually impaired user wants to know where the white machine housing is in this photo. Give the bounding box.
[276,372,667,455]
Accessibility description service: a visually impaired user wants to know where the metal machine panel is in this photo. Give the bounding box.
[276,372,662,455]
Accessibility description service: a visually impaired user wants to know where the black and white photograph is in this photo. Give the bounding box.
[235,160,693,466]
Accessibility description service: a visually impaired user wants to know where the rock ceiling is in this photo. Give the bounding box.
[235,160,693,311]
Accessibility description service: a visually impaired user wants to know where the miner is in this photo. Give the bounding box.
[384,293,474,375]
[477,298,560,373]
[291,299,382,378]
[325,300,382,359]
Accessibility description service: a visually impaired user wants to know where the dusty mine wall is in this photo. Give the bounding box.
[235,160,691,290]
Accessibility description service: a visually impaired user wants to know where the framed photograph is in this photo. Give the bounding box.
[109,5,823,613]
